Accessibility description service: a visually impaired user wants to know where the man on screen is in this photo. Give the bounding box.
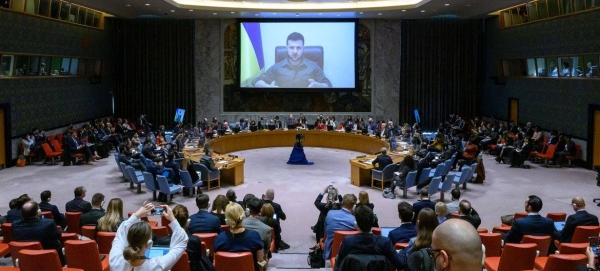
[253,32,332,88]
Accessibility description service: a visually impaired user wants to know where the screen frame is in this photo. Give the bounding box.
[236,18,359,93]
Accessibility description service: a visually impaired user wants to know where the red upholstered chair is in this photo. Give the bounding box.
[65,212,82,234]
[193,233,218,259]
[171,251,191,271]
[41,143,62,164]
[40,211,54,219]
[483,243,537,271]
[17,249,83,271]
[269,228,275,253]
[514,212,528,220]
[0,243,9,258]
[479,233,503,258]
[492,225,511,234]
[64,240,109,271]
[555,225,600,248]
[2,223,13,243]
[372,227,381,236]
[214,251,254,271]
[535,144,557,167]
[522,234,551,257]
[394,242,409,249]
[330,230,360,268]
[61,232,79,244]
[9,241,43,266]
[535,242,588,270]
[160,215,171,232]
[220,225,229,232]
[81,225,97,240]
[128,212,159,227]
[0,268,20,270]
[152,226,170,238]
[538,254,587,271]
[546,212,567,222]
[96,232,117,254]
[477,227,488,233]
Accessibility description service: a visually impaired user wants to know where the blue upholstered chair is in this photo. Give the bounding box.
[197,164,220,191]
[416,167,432,192]
[142,172,157,201]
[371,163,397,191]
[400,171,417,199]
[429,163,446,179]
[156,175,182,204]
[437,174,455,201]
[125,166,145,193]
[180,169,203,197]
[428,176,442,198]
[452,166,471,189]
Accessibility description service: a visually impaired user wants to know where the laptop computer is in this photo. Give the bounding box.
[378,227,396,238]
[145,246,169,258]
[554,221,566,232]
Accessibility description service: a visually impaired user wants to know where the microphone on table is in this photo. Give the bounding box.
[356,155,366,159]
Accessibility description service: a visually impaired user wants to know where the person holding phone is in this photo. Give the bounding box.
[312,186,343,246]
[109,203,188,271]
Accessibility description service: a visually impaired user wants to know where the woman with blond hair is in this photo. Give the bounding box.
[109,203,188,271]
[260,203,282,252]
[97,198,124,232]
[214,203,264,271]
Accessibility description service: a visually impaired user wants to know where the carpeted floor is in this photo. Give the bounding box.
[0,147,599,270]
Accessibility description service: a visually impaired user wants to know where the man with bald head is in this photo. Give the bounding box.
[431,219,483,271]
[262,188,289,249]
[559,197,599,243]
[12,201,65,265]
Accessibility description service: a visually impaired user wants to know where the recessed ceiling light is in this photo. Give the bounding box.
[359,11,363,14]
[255,13,258,16]
[231,11,235,14]
[273,12,276,14]
[377,12,382,15]
[319,13,322,15]
[145,3,150,6]
[125,4,131,6]
[401,10,406,12]
[189,9,193,11]
[213,12,217,15]
[445,3,450,6]
[171,10,175,12]
[421,10,425,12]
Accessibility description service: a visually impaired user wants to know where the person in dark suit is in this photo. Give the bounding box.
[456,200,481,229]
[6,194,31,223]
[261,189,289,250]
[65,186,92,213]
[505,195,556,244]
[188,194,221,234]
[12,201,65,265]
[65,129,93,165]
[388,201,417,244]
[38,190,65,229]
[559,197,599,243]
[412,188,436,225]
[372,147,393,170]
[335,205,404,271]
[80,193,105,226]
[155,204,204,271]
[200,145,219,171]
[554,134,576,167]
[312,186,343,244]
[510,136,532,167]
[226,189,244,206]
[164,152,181,185]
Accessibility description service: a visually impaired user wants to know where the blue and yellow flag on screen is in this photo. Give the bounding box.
[240,23,265,86]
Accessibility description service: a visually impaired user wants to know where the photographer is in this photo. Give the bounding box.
[312,186,343,244]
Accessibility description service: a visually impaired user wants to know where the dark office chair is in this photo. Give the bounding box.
[275,46,324,69]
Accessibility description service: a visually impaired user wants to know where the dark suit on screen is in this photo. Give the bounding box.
[559,210,599,243]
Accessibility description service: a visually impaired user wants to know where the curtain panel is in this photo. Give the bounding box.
[114,18,196,128]
[399,18,483,130]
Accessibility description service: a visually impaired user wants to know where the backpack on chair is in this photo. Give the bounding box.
[382,188,395,199]
[408,248,434,271]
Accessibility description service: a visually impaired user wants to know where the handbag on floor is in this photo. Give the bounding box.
[307,246,325,268]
